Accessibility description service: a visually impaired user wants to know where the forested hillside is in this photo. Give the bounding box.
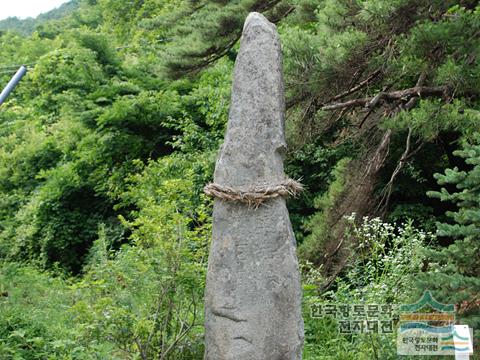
[0,1,80,36]
[0,0,479,358]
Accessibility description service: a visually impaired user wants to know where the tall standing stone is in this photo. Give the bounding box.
[204,12,304,360]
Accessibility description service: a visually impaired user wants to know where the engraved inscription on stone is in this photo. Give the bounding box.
[204,12,304,360]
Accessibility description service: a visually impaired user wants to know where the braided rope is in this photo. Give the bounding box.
[204,178,303,207]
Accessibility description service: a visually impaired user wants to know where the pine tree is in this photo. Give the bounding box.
[161,0,293,77]
[421,134,480,335]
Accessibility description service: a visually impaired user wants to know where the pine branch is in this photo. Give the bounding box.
[184,2,291,75]
[321,85,449,111]
[327,69,382,103]
[375,72,427,213]
[170,0,287,77]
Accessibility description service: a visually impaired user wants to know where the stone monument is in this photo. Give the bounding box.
[204,12,304,360]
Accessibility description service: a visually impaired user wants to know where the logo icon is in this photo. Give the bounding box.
[397,291,473,356]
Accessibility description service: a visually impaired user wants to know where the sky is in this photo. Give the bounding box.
[0,0,69,21]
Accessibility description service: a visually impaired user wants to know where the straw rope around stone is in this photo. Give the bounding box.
[204,178,303,207]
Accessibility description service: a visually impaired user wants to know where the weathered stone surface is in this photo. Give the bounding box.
[204,12,304,360]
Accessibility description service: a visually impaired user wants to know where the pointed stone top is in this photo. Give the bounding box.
[243,12,277,34]
[213,11,286,188]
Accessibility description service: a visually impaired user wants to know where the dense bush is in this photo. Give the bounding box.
[302,216,432,359]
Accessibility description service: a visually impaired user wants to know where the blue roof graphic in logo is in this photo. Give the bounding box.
[399,291,454,313]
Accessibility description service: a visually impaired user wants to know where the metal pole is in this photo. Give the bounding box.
[0,65,27,106]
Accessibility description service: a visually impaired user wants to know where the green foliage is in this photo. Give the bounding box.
[96,90,181,136]
[72,29,121,70]
[90,153,212,358]
[282,0,369,103]
[299,158,351,260]
[13,169,113,272]
[30,47,105,107]
[302,216,432,359]
[419,134,480,338]
[336,216,431,303]
[0,262,115,359]
[0,151,213,358]
[160,0,291,77]
[285,140,353,244]
[384,99,480,141]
